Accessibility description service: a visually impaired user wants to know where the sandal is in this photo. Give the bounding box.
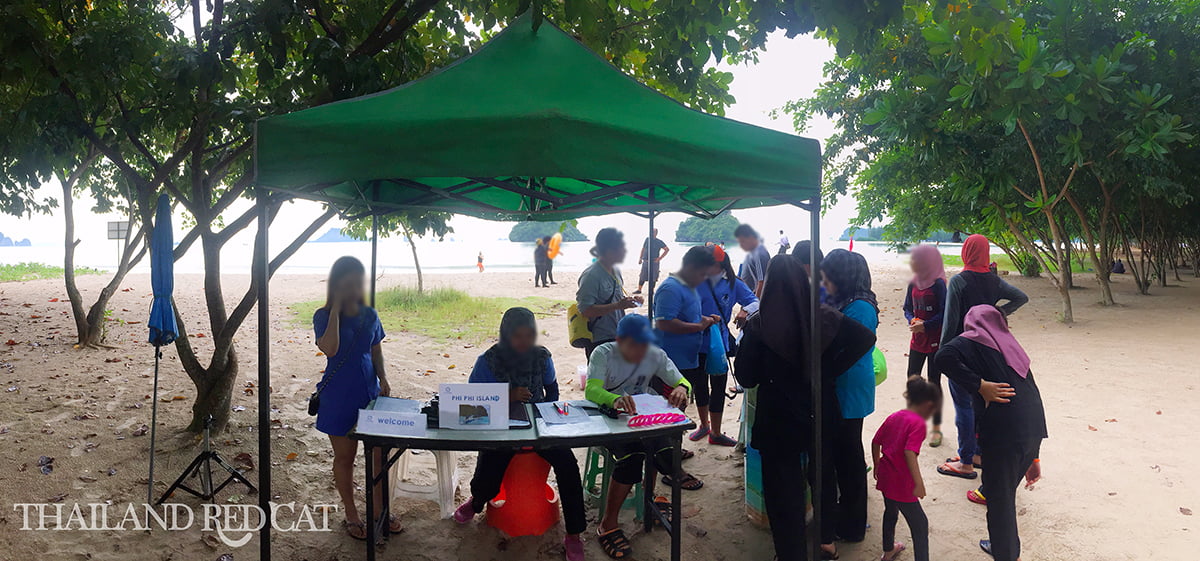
[387,513,404,533]
[881,541,906,560]
[820,545,840,560]
[929,430,943,448]
[708,433,737,447]
[947,456,984,469]
[937,462,978,480]
[597,527,632,559]
[661,473,704,490]
[652,496,673,523]
[967,488,987,505]
[343,519,367,540]
[688,426,711,441]
[681,449,695,461]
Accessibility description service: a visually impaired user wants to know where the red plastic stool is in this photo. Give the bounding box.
[485,452,561,537]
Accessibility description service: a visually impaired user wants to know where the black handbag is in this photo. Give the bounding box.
[308,313,366,416]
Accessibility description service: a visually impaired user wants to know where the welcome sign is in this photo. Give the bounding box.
[438,383,508,430]
[356,409,427,437]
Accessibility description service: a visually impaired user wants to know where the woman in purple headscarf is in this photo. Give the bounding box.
[936,305,1047,561]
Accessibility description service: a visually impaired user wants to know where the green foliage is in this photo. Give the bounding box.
[675,211,739,243]
[0,262,101,283]
[343,212,454,242]
[292,287,569,345]
[508,221,588,242]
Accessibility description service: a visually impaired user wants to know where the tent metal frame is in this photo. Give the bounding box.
[251,183,823,561]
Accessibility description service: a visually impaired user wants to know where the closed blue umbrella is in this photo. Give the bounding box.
[147,194,176,504]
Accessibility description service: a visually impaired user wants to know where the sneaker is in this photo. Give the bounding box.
[708,433,737,447]
[564,534,586,561]
[452,499,476,524]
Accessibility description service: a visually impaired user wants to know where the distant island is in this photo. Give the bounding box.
[0,232,31,247]
[311,228,358,243]
[675,212,738,244]
[838,226,960,243]
[508,222,588,243]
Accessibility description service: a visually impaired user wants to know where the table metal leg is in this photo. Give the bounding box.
[671,432,682,561]
[365,444,376,561]
[642,449,655,534]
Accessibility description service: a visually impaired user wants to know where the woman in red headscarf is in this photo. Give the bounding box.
[937,305,1046,561]
[936,235,1029,481]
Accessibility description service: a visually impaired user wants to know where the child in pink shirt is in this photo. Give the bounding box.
[871,376,941,561]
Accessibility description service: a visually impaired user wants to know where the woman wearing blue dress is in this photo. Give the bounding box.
[688,244,758,446]
[313,256,399,540]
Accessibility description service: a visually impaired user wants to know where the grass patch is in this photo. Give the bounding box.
[290,287,571,346]
[0,262,103,283]
[940,253,1091,273]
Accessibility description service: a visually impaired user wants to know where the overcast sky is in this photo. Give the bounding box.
[0,31,854,252]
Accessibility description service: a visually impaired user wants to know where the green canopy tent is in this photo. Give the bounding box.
[252,14,825,561]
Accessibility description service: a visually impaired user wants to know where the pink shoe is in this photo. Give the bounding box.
[453,499,476,524]
[564,534,586,561]
[881,541,906,561]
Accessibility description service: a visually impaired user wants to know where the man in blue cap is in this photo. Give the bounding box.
[584,314,697,559]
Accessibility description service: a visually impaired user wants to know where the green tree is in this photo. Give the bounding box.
[508,221,588,242]
[343,212,453,293]
[675,211,739,243]
[787,0,1194,321]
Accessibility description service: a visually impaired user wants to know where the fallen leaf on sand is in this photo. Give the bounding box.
[1182,507,1193,516]
[448,365,456,370]
[132,424,149,437]
[172,395,187,401]
[1156,410,1163,415]
[315,352,324,357]
[79,475,97,483]
[5,340,17,345]
[1087,425,1098,431]
[1104,418,1117,423]
[286,452,299,461]
[442,353,450,358]
[48,493,68,503]
[201,534,222,549]
[48,298,59,302]
[233,453,254,471]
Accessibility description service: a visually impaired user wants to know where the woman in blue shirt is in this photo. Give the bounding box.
[313,256,397,540]
[817,249,880,555]
[453,308,587,561]
[691,244,758,446]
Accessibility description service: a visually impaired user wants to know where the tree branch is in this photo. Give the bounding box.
[350,0,440,58]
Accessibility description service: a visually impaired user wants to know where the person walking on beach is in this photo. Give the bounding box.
[534,237,550,287]
[817,249,879,553]
[871,376,941,561]
[777,230,791,255]
[904,244,948,447]
[312,256,400,540]
[691,244,757,446]
[576,228,640,360]
[937,305,1046,561]
[734,255,876,561]
[937,234,1029,481]
[735,224,771,296]
[477,252,485,273]
[635,228,669,295]
[454,307,587,561]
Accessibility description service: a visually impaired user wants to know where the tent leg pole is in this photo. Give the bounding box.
[808,196,823,561]
[148,347,160,505]
[646,187,656,313]
[255,191,272,561]
[370,213,379,307]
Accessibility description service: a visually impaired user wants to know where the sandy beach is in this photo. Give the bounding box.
[0,261,1196,561]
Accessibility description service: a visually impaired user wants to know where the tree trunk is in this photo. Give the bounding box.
[62,180,91,343]
[404,225,423,293]
[185,346,238,433]
[1064,191,1115,305]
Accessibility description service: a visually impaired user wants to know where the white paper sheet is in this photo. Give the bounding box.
[373,396,422,413]
[535,402,591,424]
[535,416,611,438]
[631,394,682,416]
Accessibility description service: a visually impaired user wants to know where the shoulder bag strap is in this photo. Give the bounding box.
[313,312,369,398]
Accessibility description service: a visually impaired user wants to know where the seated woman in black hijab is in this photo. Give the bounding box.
[735,255,877,561]
[453,307,587,561]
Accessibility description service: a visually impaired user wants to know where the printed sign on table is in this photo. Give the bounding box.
[356,409,427,437]
[438,383,508,430]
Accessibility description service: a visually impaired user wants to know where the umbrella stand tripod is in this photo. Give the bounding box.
[156,414,256,505]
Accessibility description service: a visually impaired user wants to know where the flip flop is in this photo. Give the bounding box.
[937,462,978,480]
[881,541,906,560]
[929,430,943,447]
[387,513,404,533]
[967,488,987,505]
[343,519,367,541]
[661,473,704,490]
[946,456,984,470]
[688,426,711,441]
[681,449,695,461]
